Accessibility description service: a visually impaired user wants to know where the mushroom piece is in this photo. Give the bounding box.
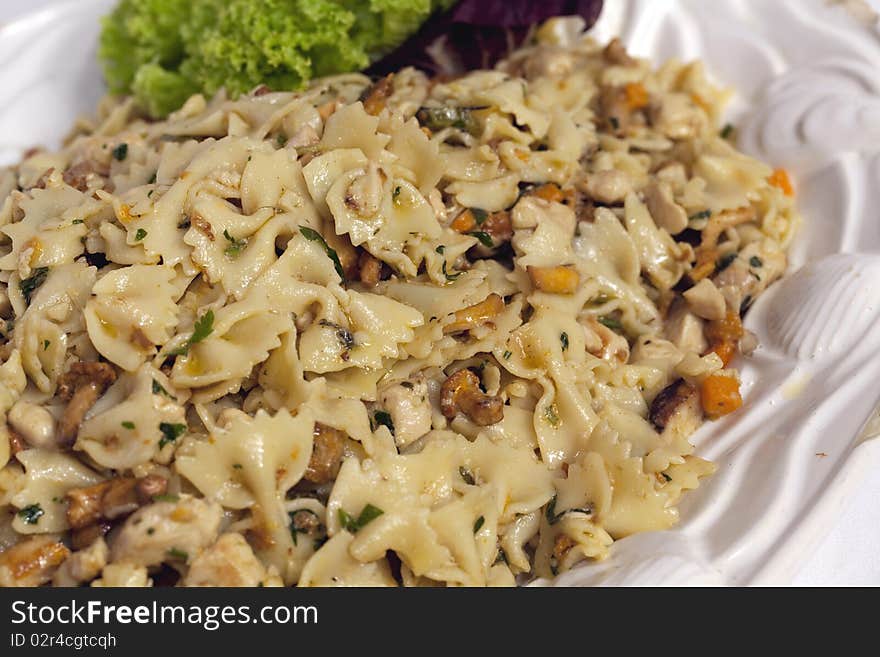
[444,293,505,334]
[56,361,117,446]
[66,474,169,530]
[304,423,346,484]
[649,378,699,433]
[440,369,504,427]
[0,535,70,587]
[360,74,395,116]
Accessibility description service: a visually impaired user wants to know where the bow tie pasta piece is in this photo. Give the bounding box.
[175,408,315,583]
[84,265,179,372]
[298,531,397,587]
[76,364,187,470]
[319,102,390,161]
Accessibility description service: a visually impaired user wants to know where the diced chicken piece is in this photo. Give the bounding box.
[52,537,108,587]
[664,300,708,353]
[644,181,687,234]
[581,316,629,363]
[91,562,152,587]
[378,379,432,448]
[683,279,726,321]
[585,169,631,205]
[650,93,705,140]
[183,533,273,587]
[631,336,682,365]
[0,535,70,587]
[109,495,222,567]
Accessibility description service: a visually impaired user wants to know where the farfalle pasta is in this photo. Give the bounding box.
[0,20,798,587]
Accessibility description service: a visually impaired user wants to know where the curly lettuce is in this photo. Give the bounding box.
[99,0,454,118]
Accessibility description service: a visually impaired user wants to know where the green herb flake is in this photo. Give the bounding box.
[716,252,737,273]
[135,228,147,241]
[544,404,560,428]
[121,421,136,430]
[560,332,569,351]
[416,106,482,135]
[545,496,559,524]
[42,340,50,351]
[148,172,157,184]
[392,186,401,202]
[299,226,345,283]
[468,231,493,248]
[749,255,763,268]
[459,466,476,485]
[20,267,49,305]
[373,410,395,435]
[166,547,188,561]
[152,494,180,503]
[338,503,384,533]
[502,350,512,360]
[276,134,287,147]
[72,219,84,225]
[17,504,44,525]
[223,229,248,258]
[233,463,243,470]
[435,245,445,255]
[688,209,712,222]
[472,208,488,225]
[720,123,735,139]
[441,260,462,282]
[473,516,485,533]
[152,379,172,398]
[112,143,128,161]
[158,422,186,448]
[609,116,620,131]
[598,316,622,331]
[661,472,672,482]
[168,310,214,356]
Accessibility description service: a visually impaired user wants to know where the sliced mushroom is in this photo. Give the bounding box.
[644,181,688,235]
[57,361,117,446]
[66,474,168,530]
[440,369,504,426]
[444,293,505,334]
[649,378,698,432]
[360,74,394,116]
[0,535,70,587]
[304,423,346,484]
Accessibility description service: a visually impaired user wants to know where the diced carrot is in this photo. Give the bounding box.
[624,82,649,110]
[700,374,743,419]
[768,168,794,197]
[527,265,580,294]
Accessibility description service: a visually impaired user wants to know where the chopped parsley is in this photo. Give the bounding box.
[166,547,188,561]
[72,219,84,225]
[468,231,493,247]
[502,350,512,360]
[158,422,186,448]
[661,472,672,482]
[560,332,569,352]
[441,260,462,282]
[148,172,157,184]
[338,504,384,533]
[373,410,395,435]
[152,494,180,503]
[545,496,560,524]
[299,226,345,283]
[42,340,50,351]
[392,186,401,202]
[459,466,476,485]
[112,143,128,161]
[416,106,482,134]
[276,134,287,147]
[598,315,622,331]
[716,252,737,273]
[435,245,445,255]
[473,516,485,533]
[121,421,135,430]
[688,209,712,222]
[134,228,147,241]
[168,310,214,356]
[720,123,735,139]
[223,229,247,258]
[749,255,763,268]
[288,509,321,546]
[609,116,620,130]
[232,464,243,470]
[152,379,172,398]
[471,208,488,225]
[17,504,44,525]
[19,267,49,305]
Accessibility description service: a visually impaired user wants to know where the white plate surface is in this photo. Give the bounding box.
[1,0,879,586]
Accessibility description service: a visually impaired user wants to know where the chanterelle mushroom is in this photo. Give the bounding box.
[57,361,117,446]
[440,369,504,426]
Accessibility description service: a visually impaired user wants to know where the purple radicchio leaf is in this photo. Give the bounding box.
[367,0,603,77]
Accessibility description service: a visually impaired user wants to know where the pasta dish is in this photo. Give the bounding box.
[0,20,798,587]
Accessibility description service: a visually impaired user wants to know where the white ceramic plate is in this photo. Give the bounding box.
[2,0,879,586]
